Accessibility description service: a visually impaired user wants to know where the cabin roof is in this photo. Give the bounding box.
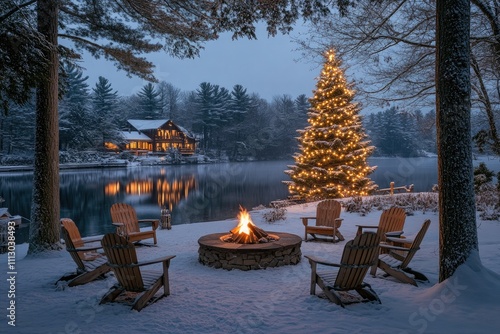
[127,119,169,131]
[121,131,152,141]
[177,125,195,139]
[126,119,195,139]
[0,207,11,218]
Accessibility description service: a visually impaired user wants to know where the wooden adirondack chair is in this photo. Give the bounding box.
[110,203,159,245]
[355,207,407,275]
[99,233,175,311]
[304,232,381,307]
[58,218,111,287]
[355,207,407,242]
[376,219,431,286]
[301,199,344,242]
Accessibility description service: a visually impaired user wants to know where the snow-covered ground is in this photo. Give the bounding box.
[1,201,499,334]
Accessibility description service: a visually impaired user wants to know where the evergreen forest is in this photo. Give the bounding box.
[0,65,485,164]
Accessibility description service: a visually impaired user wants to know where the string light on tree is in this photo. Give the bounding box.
[284,49,376,199]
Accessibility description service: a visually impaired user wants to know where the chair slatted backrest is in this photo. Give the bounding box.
[315,200,342,228]
[101,233,144,292]
[398,220,431,269]
[335,232,380,290]
[61,218,84,248]
[60,219,85,270]
[110,203,140,234]
[378,207,406,242]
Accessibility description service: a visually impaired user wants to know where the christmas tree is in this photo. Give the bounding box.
[285,49,376,199]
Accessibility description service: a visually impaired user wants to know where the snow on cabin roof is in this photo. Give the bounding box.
[121,131,152,141]
[177,125,195,139]
[0,207,12,218]
[127,119,195,139]
[127,119,169,131]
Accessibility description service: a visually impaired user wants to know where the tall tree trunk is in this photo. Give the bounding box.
[28,0,61,254]
[436,0,478,282]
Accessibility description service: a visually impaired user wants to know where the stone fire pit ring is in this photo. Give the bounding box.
[198,232,302,271]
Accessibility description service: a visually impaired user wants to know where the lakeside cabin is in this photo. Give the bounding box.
[116,119,197,155]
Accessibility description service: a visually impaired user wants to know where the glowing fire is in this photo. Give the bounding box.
[231,207,254,235]
[220,206,280,244]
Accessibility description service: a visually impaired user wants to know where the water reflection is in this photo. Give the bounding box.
[116,173,196,211]
[3,157,496,241]
[0,161,291,240]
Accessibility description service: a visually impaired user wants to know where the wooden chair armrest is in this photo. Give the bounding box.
[138,219,157,223]
[385,231,404,238]
[356,224,378,235]
[379,243,411,252]
[81,236,102,243]
[301,217,316,226]
[335,218,343,222]
[304,255,341,268]
[135,255,176,267]
[110,256,176,271]
[386,236,413,244]
[66,245,103,253]
[138,219,159,230]
[112,222,124,227]
[356,224,378,229]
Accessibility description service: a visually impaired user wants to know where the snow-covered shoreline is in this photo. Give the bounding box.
[0,161,129,173]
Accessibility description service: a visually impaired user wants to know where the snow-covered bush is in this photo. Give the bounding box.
[474,162,495,191]
[0,153,33,166]
[343,196,372,216]
[262,207,287,223]
[472,164,500,220]
[343,193,438,216]
[342,179,500,221]
[59,150,109,163]
[476,183,500,220]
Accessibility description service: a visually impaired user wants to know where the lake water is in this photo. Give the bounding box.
[2,156,500,241]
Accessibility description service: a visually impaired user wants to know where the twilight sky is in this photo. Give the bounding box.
[80,24,320,101]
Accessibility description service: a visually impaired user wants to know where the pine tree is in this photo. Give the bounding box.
[193,82,229,151]
[59,64,91,150]
[285,49,376,199]
[376,107,417,157]
[227,84,251,159]
[92,76,120,149]
[137,83,162,118]
[157,81,181,120]
[0,99,36,154]
[273,94,298,157]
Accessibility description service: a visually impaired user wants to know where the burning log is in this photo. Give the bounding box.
[267,233,280,241]
[219,206,281,244]
[248,223,268,239]
[230,225,240,235]
[220,234,233,242]
[234,233,249,244]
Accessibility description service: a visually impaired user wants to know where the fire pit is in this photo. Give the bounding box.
[198,207,302,271]
[219,207,281,244]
